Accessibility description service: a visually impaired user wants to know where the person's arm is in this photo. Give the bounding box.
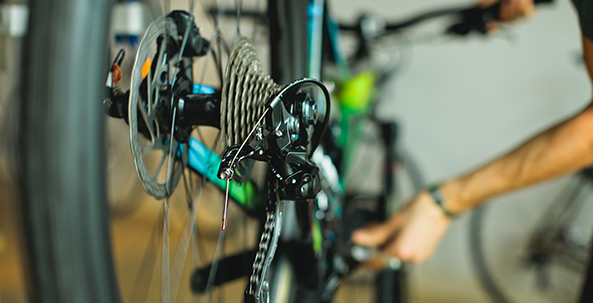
[446,37,593,214]
[352,36,593,264]
[442,103,593,214]
[446,37,593,212]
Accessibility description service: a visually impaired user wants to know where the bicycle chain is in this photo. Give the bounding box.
[245,204,283,303]
[221,36,280,150]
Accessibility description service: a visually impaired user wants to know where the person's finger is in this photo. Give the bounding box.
[485,21,501,33]
[500,0,512,21]
[382,197,451,263]
[381,222,429,262]
[501,0,534,21]
[510,0,525,20]
[352,215,404,247]
[520,0,534,17]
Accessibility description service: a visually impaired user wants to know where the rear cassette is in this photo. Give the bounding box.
[221,36,281,150]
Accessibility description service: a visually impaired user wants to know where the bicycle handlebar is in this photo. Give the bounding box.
[339,0,554,39]
[447,0,554,35]
[336,0,554,63]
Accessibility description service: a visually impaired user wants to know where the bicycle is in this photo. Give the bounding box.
[14,0,561,302]
[17,1,402,301]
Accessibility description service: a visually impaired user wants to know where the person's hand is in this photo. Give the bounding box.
[479,0,535,23]
[351,191,452,264]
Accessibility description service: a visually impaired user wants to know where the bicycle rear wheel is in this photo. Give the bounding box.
[17,0,309,302]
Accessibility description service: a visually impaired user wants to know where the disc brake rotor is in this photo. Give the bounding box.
[129,16,183,200]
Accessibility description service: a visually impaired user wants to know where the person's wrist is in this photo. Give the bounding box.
[427,184,457,218]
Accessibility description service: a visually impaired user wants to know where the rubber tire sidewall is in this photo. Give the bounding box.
[18,1,119,302]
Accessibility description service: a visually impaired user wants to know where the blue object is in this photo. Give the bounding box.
[193,84,216,94]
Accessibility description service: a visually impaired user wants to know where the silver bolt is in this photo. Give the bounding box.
[275,130,283,137]
[218,168,234,180]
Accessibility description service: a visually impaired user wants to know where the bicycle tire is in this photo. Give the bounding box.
[266,0,320,302]
[468,174,593,303]
[18,0,118,302]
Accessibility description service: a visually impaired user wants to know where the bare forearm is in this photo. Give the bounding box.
[441,102,593,214]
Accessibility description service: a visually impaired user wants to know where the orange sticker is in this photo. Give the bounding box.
[141,58,152,79]
[112,64,122,82]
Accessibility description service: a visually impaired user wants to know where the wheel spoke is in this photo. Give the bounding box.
[152,152,168,179]
[197,43,213,90]
[162,0,170,15]
[251,0,262,42]
[189,0,197,15]
[138,101,157,141]
[234,0,242,38]
[202,230,227,302]
[164,109,177,195]
[161,200,171,303]
[147,63,154,116]
[130,221,161,302]
[158,11,174,299]
[170,181,201,302]
[152,42,168,88]
[149,43,168,118]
